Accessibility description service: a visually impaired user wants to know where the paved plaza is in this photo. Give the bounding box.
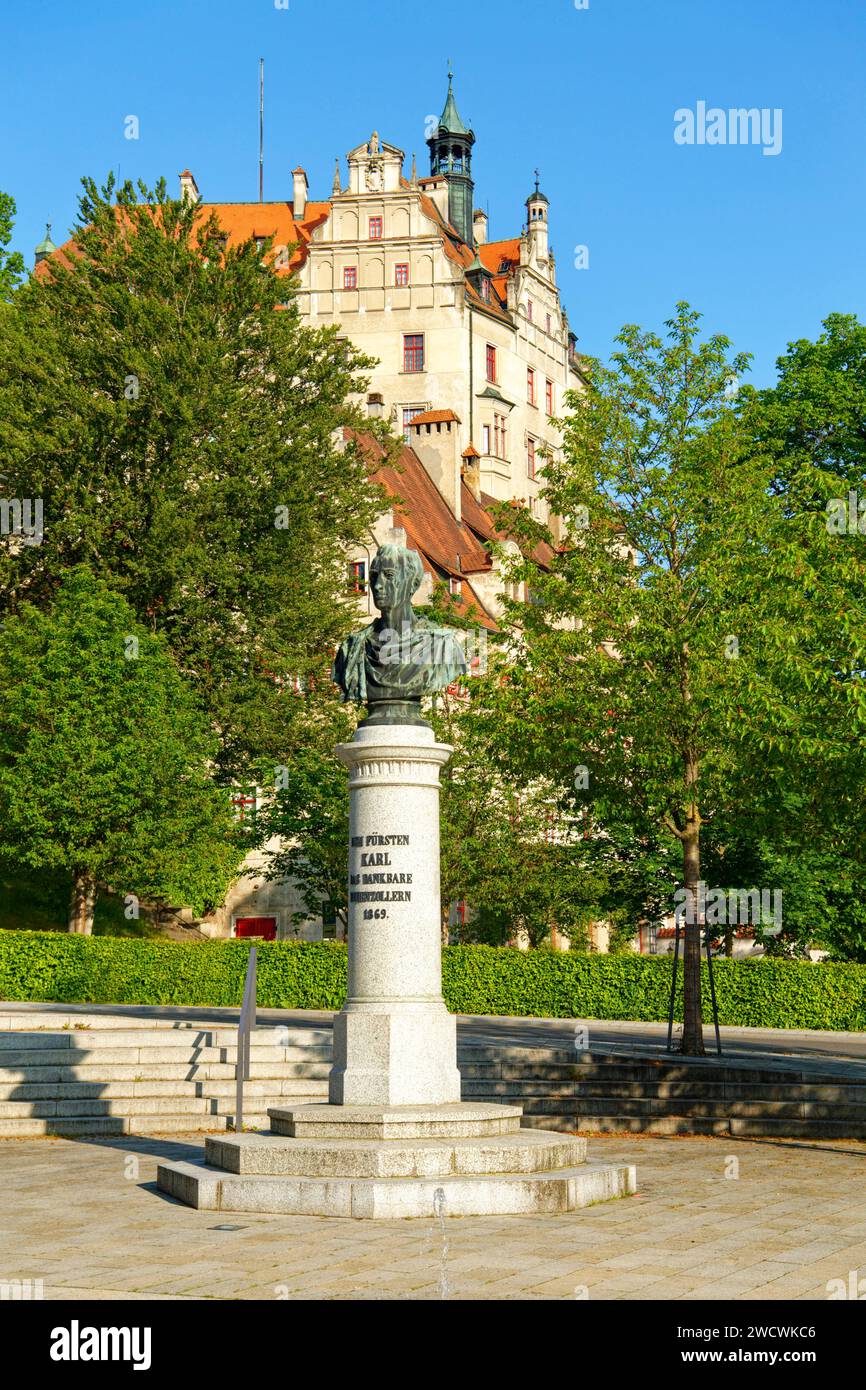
[2,1128,864,1300]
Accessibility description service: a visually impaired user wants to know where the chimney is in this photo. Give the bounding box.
[418,174,449,223]
[408,411,462,523]
[461,443,482,502]
[179,169,200,203]
[473,209,488,245]
[366,392,385,420]
[292,167,308,219]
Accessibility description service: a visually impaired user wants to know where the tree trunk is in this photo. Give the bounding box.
[68,873,97,934]
[680,819,705,1055]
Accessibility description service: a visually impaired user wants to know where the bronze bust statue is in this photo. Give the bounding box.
[332,543,467,725]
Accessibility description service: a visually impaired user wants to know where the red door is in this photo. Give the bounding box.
[234,917,277,940]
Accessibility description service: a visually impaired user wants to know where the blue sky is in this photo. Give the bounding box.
[3,0,864,385]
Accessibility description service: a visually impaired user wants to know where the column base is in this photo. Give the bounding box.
[329,1003,462,1107]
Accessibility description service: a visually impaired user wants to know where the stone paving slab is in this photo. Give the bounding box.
[1,1129,865,1299]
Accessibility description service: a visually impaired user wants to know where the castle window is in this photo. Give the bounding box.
[349,560,367,594]
[343,266,357,290]
[369,216,383,240]
[527,437,537,480]
[403,405,424,440]
[395,263,409,286]
[485,344,497,383]
[546,378,554,415]
[482,423,491,454]
[403,334,425,373]
[527,367,536,406]
[493,413,507,458]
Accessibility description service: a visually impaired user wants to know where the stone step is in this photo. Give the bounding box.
[0,1061,331,1084]
[0,1077,330,1102]
[500,1095,866,1120]
[516,1112,866,1139]
[0,1026,331,1049]
[0,1014,332,1040]
[270,1101,524,1141]
[0,1085,329,1118]
[0,1112,273,1138]
[461,1079,866,1105]
[0,1045,332,1068]
[458,1060,862,1086]
[569,1081,866,1102]
[205,1129,588,1179]
[157,1154,637,1218]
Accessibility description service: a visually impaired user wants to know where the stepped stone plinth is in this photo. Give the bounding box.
[156,1099,636,1218]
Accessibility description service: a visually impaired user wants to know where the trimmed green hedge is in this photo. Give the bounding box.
[0,933,864,1031]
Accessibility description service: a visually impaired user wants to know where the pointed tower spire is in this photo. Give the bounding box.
[439,65,471,136]
[426,69,476,245]
[332,158,341,195]
[34,222,57,266]
[410,152,418,187]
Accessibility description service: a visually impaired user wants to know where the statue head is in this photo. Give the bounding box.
[370,544,424,614]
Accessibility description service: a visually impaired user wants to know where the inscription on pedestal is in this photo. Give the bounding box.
[349,833,413,918]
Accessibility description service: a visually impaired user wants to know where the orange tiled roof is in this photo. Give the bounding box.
[193,200,331,272]
[409,409,460,425]
[416,193,514,325]
[459,487,554,571]
[35,199,332,280]
[351,431,498,630]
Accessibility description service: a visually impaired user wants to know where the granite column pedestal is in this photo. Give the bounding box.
[329,723,461,1107]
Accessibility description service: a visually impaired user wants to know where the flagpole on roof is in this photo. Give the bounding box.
[259,58,264,202]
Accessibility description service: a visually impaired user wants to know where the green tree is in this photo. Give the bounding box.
[0,191,25,301]
[472,304,816,1053]
[0,175,386,780]
[0,568,241,932]
[259,740,355,934]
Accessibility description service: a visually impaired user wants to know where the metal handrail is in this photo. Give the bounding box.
[235,946,257,1130]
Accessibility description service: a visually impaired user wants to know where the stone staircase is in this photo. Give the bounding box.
[1,1012,864,1140]
[461,1050,866,1140]
[0,1013,332,1136]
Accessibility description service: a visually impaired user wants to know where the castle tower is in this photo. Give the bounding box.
[525,172,549,266]
[426,71,475,246]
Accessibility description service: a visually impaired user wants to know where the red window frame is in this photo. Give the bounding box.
[527,367,536,406]
[485,344,496,383]
[403,334,424,373]
[349,560,367,594]
[369,216,383,239]
[343,266,357,290]
[402,406,423,440]
[545,378,554,414]
[394,262,409,286]
[527,437,536,480]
